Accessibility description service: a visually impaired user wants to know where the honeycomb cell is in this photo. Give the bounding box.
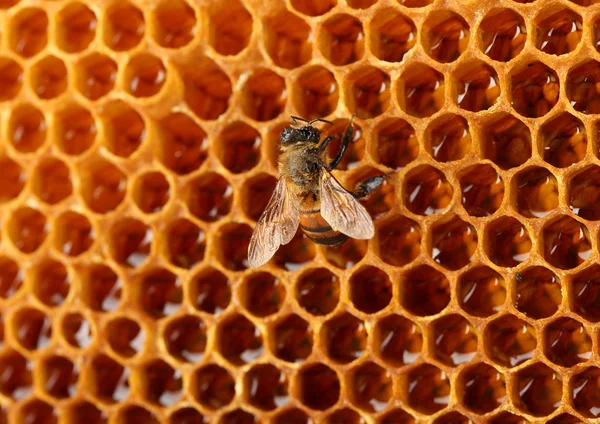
[372,118,419,170]
[8,206,47,254]
[244,364,288,411]
[488,412,529,424]
[156,113,208,175]
[433,412,471,424]
[216,223,253,271]
[405,364,450,414]
[479,9,527,62]
[9,8,48,58]
[9,103,46,153]
[346,66,390,119]
[320,14,364,66]
[56,2,96,53]
[217,122,261,174]
[295,268,339,315]
[535,8,582,56]
[273,408,310,424]
[547,414,582,424]
[242,174,277,221]
[124,53,166,98]
[115,405,158,424]
[241,272,284,317]
[0,350,32,399]
[422,10,469,63]
[32,157,71,205]
[108,218,152,267]
[378,409,415,424]
[540,112,586,168]
[185,172,232,222]
[485,217,531,267]
[481,113,532,169]
[101,101,145,158]
[54,104,97,155]
[218,313,263,365]
[567,61,600,114]
[81,159,127,214]
[40,355,78,399]
[403,165,453,215]
[323,313,367,364]
[138,268,182,318]
[165,218,205,269]
[458,164,504,217]
[294,66,339,120]
[510,62,559,118]
[264,11,311,69]
[61,312,93,349]
[164,315,206,363]
[0,156,24,203]
[327,408,365,424]
[190,267,231,314]
[374,314,422,367]
[514,363,562,416]
[80,263,121,312]
[221,409,256,424]
[514,166,559,218]
[104,3,144,51]
[32,259,69,307]
[0,256,22,299]
[106,317,144,358]
[571,367,600,418]
[572,264,600,322]
[0,58,22,101]
[431,314,477,366]
[401,265,450,316]
[570,166,600,220]
[240,68,286,122]
[271,314,312,363]
[151,0,196,48]
[375,215,421,267]
[139,359,182,406]
[298,363,340,410]
[133,172,170,214]
[398,63,444,117]
[426,114,471,162]
[88,354,130,403]
[13,307,51,351]
[515,266,561,319]
[74,53,117,101]
[17,399,57,424]
[431,216,477,270]
[53,211,94,257]
[347,362,391,412]
[169,408,206,424]
[485,314,536,367]
[544,317,591,367]
[208,0,252,55]
[182,59,232,120]
[324,238,368,270]
[458,363,505,414]
[370,8,416,63]
[349,266,392,313]
[30,55,68,100]
[65,402,107,424]
[191,364,235,410]
[454,62,500,112]
[272,231,316,271]
[542,215,591,269]
[291,0,335,16]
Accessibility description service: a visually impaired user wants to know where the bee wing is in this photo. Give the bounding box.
[320,170,374,239]
[248,176,299,268]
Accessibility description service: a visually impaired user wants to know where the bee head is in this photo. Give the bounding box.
[280,125,321,145]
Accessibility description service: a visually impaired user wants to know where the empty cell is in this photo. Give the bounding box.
[61,312,93,349]
[190,267,231,314]
[404,364,450,414]
[106,317,144,358]
[322,118,365,171]
[79,263,121,312]
[271,314,312,363]
[54,104,97,155]
[75,53,117,100]
[295,267,339,315]
[372,118,419,169]
[217,122,261,173]
[570,165,600,220]
[241,272,285,317]
[540,112,586,168]
[165,218,205,269]
[32,157,72,205]
[454,62,500,112]
[101,101,146,158]
[347,362,392,412]
[510,62,559,118]
[56,2,96,53]
[88,355,129,403]
[215,223,253,271]
[401,265,450,316]
[485,217,531,267]
[327,408,365,424]
[398,63,444,117]
[535,8,582,55]
[273,408,310,424]
[298,363,340,410]
[426,114,471,162]
[244,364,289,410]
[513,363,562,416]
[544,317,591,367]
[402,165,453,215]
[485,314,536,367]
[104,3,144,51]
[515,266,561,319]
[164,315,206,363]
[0,157,24,203]
[53,211,94,257]
[133,171,170,213]
[459,164,504,217]
[422,10,469,63]
[242,173,277,221]
[8,206,47,254]
[291,0,335,16]
[374,314,422,367]
[152,0,196,48]
[124,53,166,98]
[378,409,415,424]
[169,408,206,424]
[115,406,158,424]
[375,215,421,267]
[567,61,600,114]
[79,159,127,213]
[272,231,316,271]
[137,268,182,318]
[319,14,364,66]
[9,103,46,153]
[0,350,31,400]
[294,66,339,120]
[185,172,232,222]
[139,359,183,406]
[542,215,591,269]
[431,216,477,270]
[221,409,257,424]
[9,8,48,58]
[17,399,57,424]
[514,166,559,218]
[263,11,311,69]
[0,58,23,101]
[346,66,390,119]
[431,314,478,366]
[571,367,600,418]
[32,259,69,307]
[12,307,51,351]
[481,113,532,169]
[64,402,107,424]
[572,264,600,322]
[0,257,22,299]
[458,363,505,414]
[458,266,506,317]
[349,266,391,313]
[322,312,367,364]
[241,69,286,122]
[480,9,527,62]
[324,238,367,269]
[370,8,416,63]
[217,313,263,365]
[207,0,252,55]
[183,59,232,120]
[40,355,78,399]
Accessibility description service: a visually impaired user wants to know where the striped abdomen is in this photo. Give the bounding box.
[299,193,348,246]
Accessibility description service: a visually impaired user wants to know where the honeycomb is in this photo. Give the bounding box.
[2,0,600,422]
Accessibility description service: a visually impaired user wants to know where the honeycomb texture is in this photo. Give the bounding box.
[1,0,600,422]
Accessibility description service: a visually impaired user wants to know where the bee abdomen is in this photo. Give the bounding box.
[299,211,348,246]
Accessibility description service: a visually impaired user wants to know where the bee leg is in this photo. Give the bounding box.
[328,118,354,170]
[317,135,336,153]
[353,175,385,199]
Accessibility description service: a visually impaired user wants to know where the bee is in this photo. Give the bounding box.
[248,115,386,268]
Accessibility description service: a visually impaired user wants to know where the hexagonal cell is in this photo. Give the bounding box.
[547,414,582,424]
[431,314,477,366]
[485,314,536,367]
[292,66,339,120]
[327,408,365,424]
[488,412,529,424]
[218,314,263,365]
[217,122,261,174]
[401,265,450,316]
[191,364,235,410]
[40,355,78,399]
[137,268,182,318]
[567,61,600,114]
[32,259,69,307]
[434,412,473,424]
[458,363,505,414]
[61,312,93,349]
[30,55,68,100]
[79,263,121,312]
[458,164,504,217]
[240,68,286,122]
[403,165,453,215]
[295,267,339,315]
[264,11,311,69]
[133,172,169,214]
[164,315,206,363]
[540,112,586,168]
[104,2,144,51]
[215,223,253,271]
[422,10,469,63]
[0,256,22,299]
[101,101,146,158]
[241,272,285,317]
[106,316,144,358]
[64,402,107,424]
[165,218,205,269]
[54,104,97,155]
[345,66,390,119]
[271,314,312,363]
[535,8,582,55]
[53,211,94,257]
[115,405,158,424]
[571,367,600,418]
[155,113,208,175]
[510,62,559,118]
[17,399,57,424]
[207,0,251,55]
[375,314,422,367]
[378,409,415,424]
[514,166,559,218]
[375,215,421,267]
[74,53,117,101]
[570,165,600,220]
[291,0,335,16]
[347,362,392,413]
[151,0,196,48]
[482,113,532,169]
[458,266,506,318]
[182,58,232,120]
[220,409,256,424]
[544,317,591,367]
[138,359,182,407]
[430,216,477,271]
[515,266,561,319]
[185,172,232,222]
[324,238,368,270]
[32,157,71,205]
[244,364,288,411]
[425,114,471,162]
[454,62,500,112]
[9,103,46,153]
[405,364,449,414]
[370,8,415,63]
[169,408,206,424]
[0,350,31,400]
[123,53,166,98]
[79,159,127,214]
[0,156,24,203]
[322,312,367,364]
[0,58,23,101]
[298,363,340,410]
[349,266,392,313]
[485,217,531,267]
[319,14,364,66]
[480,9,527,62]
[542,215,591,269]
[8,206,47,254]
[372,118,419,170]
[190,267,231,314]
[55,2,96,53]
[572,264,600,322]
[108,218,152,268]
[9,7,48,58]
[88,354,130,403]
[398,63,444,117]
[514,363,562,416]
[272,408,310,424]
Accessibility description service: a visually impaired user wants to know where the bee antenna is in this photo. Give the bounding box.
[290,116,309,126]
[308,118,333,126]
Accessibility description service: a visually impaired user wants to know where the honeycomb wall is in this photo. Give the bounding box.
[0,0,599,422]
